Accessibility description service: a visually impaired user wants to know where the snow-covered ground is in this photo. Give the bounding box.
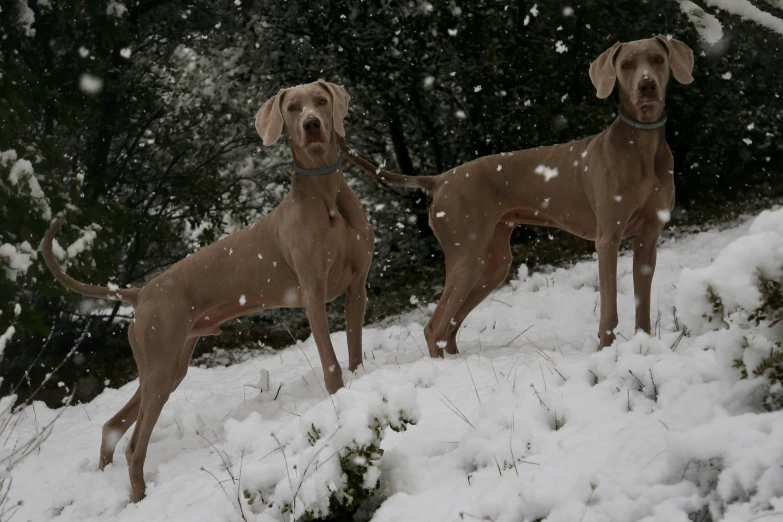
[7,210,783,522]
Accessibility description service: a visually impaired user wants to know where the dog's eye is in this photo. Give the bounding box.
[317,97,328,106]
[287,104,297,112]
[654,55,665,64]
[620,61,631,69]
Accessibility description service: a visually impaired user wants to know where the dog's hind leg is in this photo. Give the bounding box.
[99,387,140,470]
[424,248,489,358]
[124,311,186,502]
[99,322,142,470]
[443,223,514,352]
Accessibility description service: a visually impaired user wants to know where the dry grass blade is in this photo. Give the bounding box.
[489,356,500,385]
[403,326,425,356]
[281,321,336,412]
[237,451,249,522]
[440,393,475,429]
[466,360,481,405]
[200,466,229,496]
[271,433,292,491]
[670,329,686,351]
[197,431,236,483]
[509,412,519,476]
[529,383,549,411]
[459,512,497,521]
[503,324,534,347]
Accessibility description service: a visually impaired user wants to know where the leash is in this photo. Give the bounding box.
[618,105,667,130]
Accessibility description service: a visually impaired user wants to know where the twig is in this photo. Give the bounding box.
[628,369,645,391]
[579,483,597,522]
[200,466,229,496]
[197,431,235,483]
[529,384,549,411]
[649,369,658,401]
[670,330,686,351]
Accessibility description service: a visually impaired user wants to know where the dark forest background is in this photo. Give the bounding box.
[2,0,782,406]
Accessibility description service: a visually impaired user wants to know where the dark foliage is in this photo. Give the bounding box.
[1,0,781,405]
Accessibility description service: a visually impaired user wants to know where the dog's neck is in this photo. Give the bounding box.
[289,141,343,204]
[290,141,340,172]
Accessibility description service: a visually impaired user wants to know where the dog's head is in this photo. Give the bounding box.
[255,80,349,154]
[589,36,693,122]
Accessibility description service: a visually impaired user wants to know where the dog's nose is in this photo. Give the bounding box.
[638,79,657,97]
[303,117,322,132]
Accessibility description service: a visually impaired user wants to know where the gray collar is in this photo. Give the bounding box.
[618,106,667,130]
[293,158,341,176]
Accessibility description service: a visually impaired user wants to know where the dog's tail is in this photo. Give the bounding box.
[42,215,139,306]
[338,136,438,192]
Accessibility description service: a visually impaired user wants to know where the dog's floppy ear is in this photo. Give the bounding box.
[317,80,350,137]
[589,42,623,99]
[655,35,694,85]
[255,88,286,146]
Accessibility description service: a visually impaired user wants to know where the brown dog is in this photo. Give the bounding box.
[341,36,693,356]
[42,80,374,502]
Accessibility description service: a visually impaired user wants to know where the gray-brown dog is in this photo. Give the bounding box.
[42,80,374,502]
[341,36,693,356]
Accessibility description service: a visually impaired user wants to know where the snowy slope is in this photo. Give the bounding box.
[7,212,783,522]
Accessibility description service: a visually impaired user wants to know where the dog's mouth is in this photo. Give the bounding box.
[302,133,328,148]
[635,97,662,110]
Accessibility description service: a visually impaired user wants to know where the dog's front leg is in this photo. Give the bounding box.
[595,231,622,348]
[632,221,663,335]
[345,277,367,372]
[299,272,343,394]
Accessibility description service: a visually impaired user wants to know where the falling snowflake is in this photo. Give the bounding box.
[657,209,671,223]
[79,73,104,95]
[555,41,568,54]
[239,295,246,306]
